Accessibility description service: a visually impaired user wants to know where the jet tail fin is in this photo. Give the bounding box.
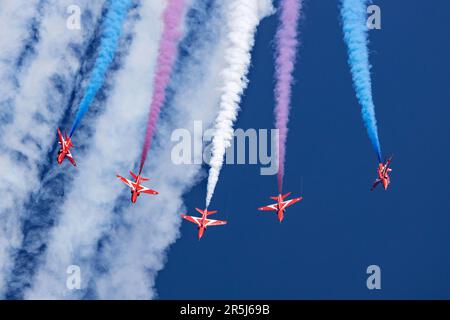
[61,130,74,147]
[130,171,139,180]
[270,196,278,201]
[206,210,217,216]
[130,170,149,182]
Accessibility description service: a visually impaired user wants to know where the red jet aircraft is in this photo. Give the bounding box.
[57,128,76,166]
[258,192,302,222]
[181,208,227,239]
[117,171,158,203]
[371,156,393,191]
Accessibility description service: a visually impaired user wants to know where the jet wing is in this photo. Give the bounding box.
[371,179,381,191]
[204,218,227,227]
[258,203,278,211]
[280,197,302,210]
[67,151,77,167]
[57,128,64,145]
[181,214,202,226]
[117,175,135,190]
[140,185,159,195]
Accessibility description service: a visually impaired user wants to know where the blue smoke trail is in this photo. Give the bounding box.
[341,0,382,162]
[69,0,131,137]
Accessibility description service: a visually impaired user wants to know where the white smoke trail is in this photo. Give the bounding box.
[92,0,273,300]
[25,0,167,299]
[205,0,274,207]
[0,0,105,296]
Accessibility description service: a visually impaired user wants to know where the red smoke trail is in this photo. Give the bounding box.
[139,0,185,173]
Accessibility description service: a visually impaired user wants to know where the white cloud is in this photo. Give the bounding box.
[0,0,41,116]
[25,0,166,299]
[0,0,105,296]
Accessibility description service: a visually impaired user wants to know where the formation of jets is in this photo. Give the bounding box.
[55,129,394,239]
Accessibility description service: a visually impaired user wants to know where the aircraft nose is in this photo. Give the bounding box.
[278,212,284,223]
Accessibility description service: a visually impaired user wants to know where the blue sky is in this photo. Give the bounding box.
[1,0,449,300]
[156,0,450,299]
